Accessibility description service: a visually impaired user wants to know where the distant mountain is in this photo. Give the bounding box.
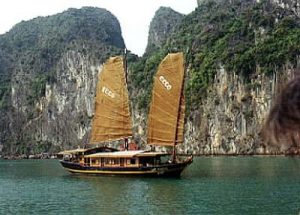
[145,7,183,54]
[1,1,300,156]
[0,7,124,76]
[197,0,300,16]
[0,7,126,155]
[129,0,300,155]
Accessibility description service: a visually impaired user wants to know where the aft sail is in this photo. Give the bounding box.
[90,56,132,143]
[147,52,185,146]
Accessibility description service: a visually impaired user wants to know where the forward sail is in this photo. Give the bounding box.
[90,56,132,143]
[147,52,185,146]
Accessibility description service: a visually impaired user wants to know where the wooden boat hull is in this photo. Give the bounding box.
[60,158,192,177]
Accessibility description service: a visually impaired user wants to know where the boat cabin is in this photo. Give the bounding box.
[58,146,118,164]
[59,148,170,168]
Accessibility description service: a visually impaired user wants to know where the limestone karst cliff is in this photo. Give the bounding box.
[145,7,184,54]
[197,0,300,16]
[129,0,300,155]
[0,7,125,155]
[0,0,300,156]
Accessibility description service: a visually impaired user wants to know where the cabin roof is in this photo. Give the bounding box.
[58,146,118,155]
[135,151,169,157]
[58,148,87,155]
[85,150,168,158]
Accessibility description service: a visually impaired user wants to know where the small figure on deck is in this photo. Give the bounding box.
[128,141,138,150]
[150,145,155,152]
[124,138,129,151]
[121,138,138,151]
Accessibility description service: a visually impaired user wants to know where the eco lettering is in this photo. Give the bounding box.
[159,76,172,90]
[102,86,115,98]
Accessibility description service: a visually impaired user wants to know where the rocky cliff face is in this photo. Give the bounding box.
[145,7,183,54]
[177,66,299,155]
[197,0,300,16]
[184,0,300,154]
[130,0,300,155]
[0,7,125,155]
[131,64,299,155]
[263,0,300,16]
[1,2,300,156]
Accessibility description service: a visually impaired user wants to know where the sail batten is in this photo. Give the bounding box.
[95,99,130,109]
[91,124,132,130]
[90,56,132,143]
[94,113,131,119]
[152,93,178,112]
[150,106,178,120]
[147,52,185,147]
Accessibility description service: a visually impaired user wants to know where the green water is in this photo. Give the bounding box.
[0,157,300,215]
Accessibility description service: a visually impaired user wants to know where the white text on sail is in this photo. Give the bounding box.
[102,86,115,98]
[159,76,172,90]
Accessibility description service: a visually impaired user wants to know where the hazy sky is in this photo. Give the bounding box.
[0,0,197,56]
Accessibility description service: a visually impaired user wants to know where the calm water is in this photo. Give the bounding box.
[0,157,300,215]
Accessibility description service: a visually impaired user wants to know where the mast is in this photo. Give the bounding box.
[172,57,185,163]
[123,48,129,150]
[124,48,128,84]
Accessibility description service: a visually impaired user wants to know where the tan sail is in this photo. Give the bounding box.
[147,52,185,146]
[90,56,132,143]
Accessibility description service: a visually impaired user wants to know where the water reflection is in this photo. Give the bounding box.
[0,157,299,214]
[72,175,187,214]
[185,156,300,179]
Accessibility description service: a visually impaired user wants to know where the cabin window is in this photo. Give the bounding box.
[155,157,161,165]
[91,159,100,165]
[140,157,155,166]
[105,158,110,165]
[130,159,135,165]
[84,158,90,165]
[111,159,119,165]
[120,158,124,166]
[114,159,120,165]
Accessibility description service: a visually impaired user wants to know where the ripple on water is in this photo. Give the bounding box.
[0,157,300,214]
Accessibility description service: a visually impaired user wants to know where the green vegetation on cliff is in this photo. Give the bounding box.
[0,7,125,110]
[0,7,125,155]
[129,0,300,111]
[145,7,183,53]
[1,1,300,155]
